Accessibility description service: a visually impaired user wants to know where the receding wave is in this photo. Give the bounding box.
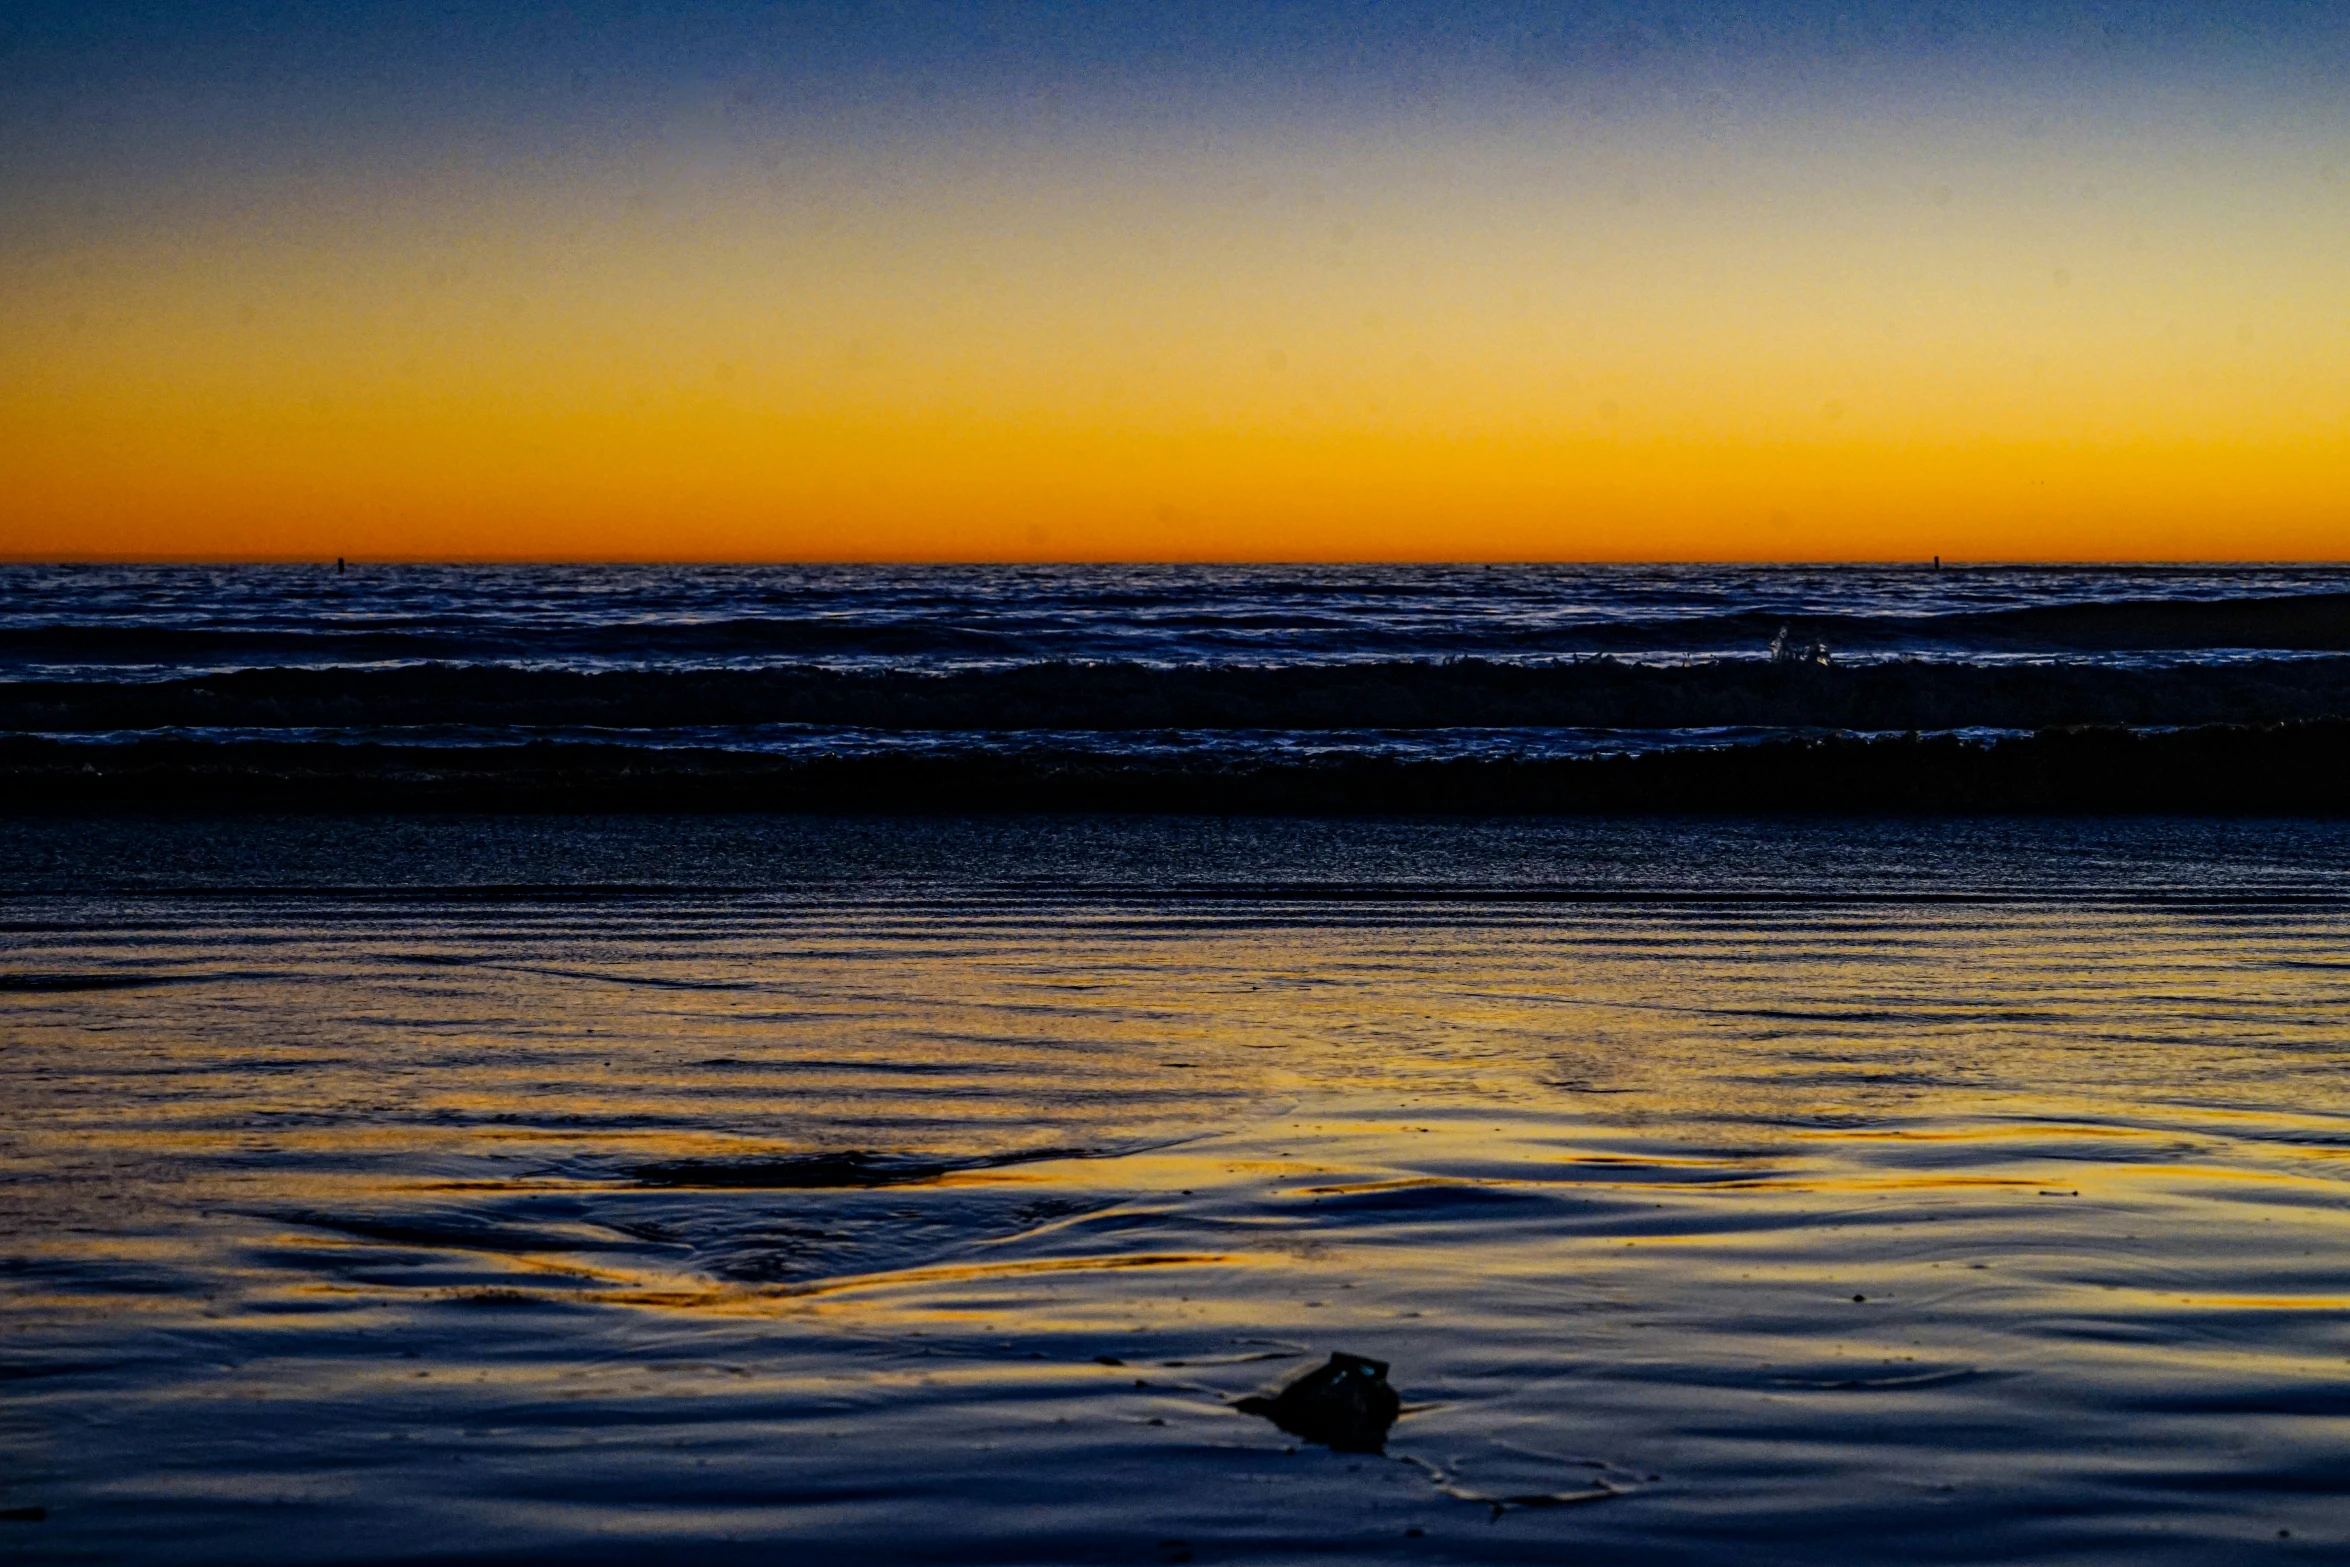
[7,654,2350,734]
[5,721,2346,813]
[1928,590,2350,649]
[5,588,2347,671]
[0,618,1046,665]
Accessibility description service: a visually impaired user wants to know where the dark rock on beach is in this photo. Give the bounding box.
[1234,1352,1402,1453]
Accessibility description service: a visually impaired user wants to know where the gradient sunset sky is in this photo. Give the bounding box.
[4,2,2346,562]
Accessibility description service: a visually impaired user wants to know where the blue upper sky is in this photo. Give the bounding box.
[8,3,2343,116]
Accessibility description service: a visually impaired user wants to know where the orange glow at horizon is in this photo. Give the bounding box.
[6,111,2347,563]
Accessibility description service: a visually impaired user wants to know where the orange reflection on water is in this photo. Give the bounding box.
[7,836,2350,1559]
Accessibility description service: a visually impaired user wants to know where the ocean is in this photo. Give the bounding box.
[9,562,2350,676]
[4,563,2350,810]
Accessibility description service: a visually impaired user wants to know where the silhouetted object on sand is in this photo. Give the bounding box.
[1235,1352,1401,1453]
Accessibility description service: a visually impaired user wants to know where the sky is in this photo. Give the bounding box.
[3,2,2347,562]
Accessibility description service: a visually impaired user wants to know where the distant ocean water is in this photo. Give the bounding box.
[7,562,2350,677]
[2,564,2348,811]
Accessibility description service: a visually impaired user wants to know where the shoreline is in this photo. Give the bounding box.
[7,655,2350,733]
[7,718,2346,814]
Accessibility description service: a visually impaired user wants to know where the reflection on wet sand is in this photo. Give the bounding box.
[3,816,2348,1562]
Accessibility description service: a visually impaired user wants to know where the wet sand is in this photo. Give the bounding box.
[4,816,2348,1562]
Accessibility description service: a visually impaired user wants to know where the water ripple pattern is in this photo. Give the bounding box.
[3,816,2348,1562]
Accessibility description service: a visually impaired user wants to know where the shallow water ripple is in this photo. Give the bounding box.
[4,818,2349,1563]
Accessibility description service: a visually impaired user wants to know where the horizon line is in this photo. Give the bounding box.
[7,555,2348,570]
